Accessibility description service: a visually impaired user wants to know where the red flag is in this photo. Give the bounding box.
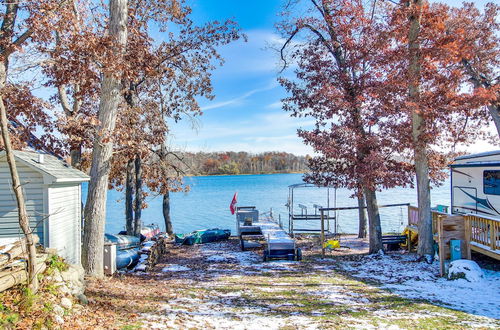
[229,192,238,215]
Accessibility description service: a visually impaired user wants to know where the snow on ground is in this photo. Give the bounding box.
[125,239,499,328]
[339,253,500,319]
[161,264,191,272]
[142,297,321,330]
[0,237,20,253]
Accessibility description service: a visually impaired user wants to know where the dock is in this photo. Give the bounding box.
[236,206,301,261]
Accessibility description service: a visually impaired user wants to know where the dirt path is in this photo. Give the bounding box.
[73,238,499,329]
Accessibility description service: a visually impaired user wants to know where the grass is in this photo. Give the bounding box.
[79,240,499,329]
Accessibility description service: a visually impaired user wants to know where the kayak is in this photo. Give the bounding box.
[175,228,231,246]
[105,233,140,250]
[117,224,161,242]
[116,248,140,269]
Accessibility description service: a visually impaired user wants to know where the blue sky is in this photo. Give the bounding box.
[168,0,497,156]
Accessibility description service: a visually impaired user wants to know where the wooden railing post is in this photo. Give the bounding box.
[490,219,495,251]
[465,215,471,259]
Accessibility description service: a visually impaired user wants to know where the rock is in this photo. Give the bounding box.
[53,304,64,317]
[54,315,64,325]
[76,293,88,305]
[61,264,85,284]
[61,265,85,295]
[58,284,70,295]
[60,297,73,309]
[53,272,64,283]
[448,259,484,282]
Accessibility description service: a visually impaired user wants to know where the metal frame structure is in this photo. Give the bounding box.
[236,206,302,261]
[287,183,337,236]
[318,203,411,258]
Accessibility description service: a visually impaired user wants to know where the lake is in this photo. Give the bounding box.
[82,173,451,236]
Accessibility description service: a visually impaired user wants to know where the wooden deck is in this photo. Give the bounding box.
[406,205,500,261]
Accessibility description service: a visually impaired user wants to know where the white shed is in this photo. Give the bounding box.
[0,150,89,265]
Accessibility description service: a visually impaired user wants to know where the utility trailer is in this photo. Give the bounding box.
[451,150,500,218]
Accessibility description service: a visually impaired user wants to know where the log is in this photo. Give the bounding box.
[0,264,25,278]
[0,235,40,267]
[0,260,46,293]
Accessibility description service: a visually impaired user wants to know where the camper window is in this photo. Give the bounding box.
[483,170,500,195]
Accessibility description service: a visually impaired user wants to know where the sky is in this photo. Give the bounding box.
[168,0,497,156]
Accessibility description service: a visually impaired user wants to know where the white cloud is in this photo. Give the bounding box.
[200,82,278,111]
[266,101,283,109]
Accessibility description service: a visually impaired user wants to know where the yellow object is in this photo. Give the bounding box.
[401,227,418,247]
[323,239,340,249]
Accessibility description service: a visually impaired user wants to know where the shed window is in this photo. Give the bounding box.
[483,170,500,195]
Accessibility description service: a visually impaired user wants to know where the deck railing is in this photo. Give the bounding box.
[407,205,444,234]
[464,214,500,253]
[408,205,419,227]
[407,205,499,260]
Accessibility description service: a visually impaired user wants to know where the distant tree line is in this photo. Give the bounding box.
[177,151,310,175]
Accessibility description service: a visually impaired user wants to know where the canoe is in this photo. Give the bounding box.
[141,224,160,240]
[175,228,231,246]
[116,248,140,269]
[105,233,140,250]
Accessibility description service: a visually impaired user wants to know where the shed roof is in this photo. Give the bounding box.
[455,150,500,161]
[0,150,89,184]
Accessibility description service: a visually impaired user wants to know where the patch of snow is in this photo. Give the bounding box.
[448,259,484,282]
[0,237,20,253]
[134,263,147,272]
[139,254,149,261]
[143,241,155,247]
[141,245,152,252]
[162,264,191,272]
[141,296,321,330]
[340,253,500,319]
[206,254,228,262]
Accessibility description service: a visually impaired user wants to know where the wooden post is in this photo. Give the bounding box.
[408,230,412,252]
[490,219,495,251]
[465,216,472,259]
[437,215,445,277]
[320,209,325,258]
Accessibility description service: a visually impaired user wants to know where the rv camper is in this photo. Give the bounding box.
[451,150,500,218]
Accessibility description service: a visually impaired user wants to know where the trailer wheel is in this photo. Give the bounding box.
[295,248,302,261]
[240,235,245,251]
[263,250,269,262]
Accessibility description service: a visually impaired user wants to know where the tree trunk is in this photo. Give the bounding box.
[363,187,383,254]
[357,193,367,239]
[486,102,500,138]
[0,64,39,292]
[407,0,434,259]
[125,158,134,235]
[70,146,82,169]
[163,190,173,235]
[133,155,142,237]
[82,0,128,277]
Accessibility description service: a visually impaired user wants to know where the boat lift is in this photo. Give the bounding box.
[287,183,338,237]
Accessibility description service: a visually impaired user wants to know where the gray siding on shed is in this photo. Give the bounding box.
[0,161,45,242]
[47,184,81,264]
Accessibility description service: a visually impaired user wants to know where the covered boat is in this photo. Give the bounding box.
[117,223,160,242]
[105,233,140,250]
[116,248,140,269]
[141,224,160,240]
[175,228,231,245]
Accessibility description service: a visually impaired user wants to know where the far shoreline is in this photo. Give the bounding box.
[185,171,306,177]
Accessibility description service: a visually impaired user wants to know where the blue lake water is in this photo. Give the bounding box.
[82,173,451,235]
